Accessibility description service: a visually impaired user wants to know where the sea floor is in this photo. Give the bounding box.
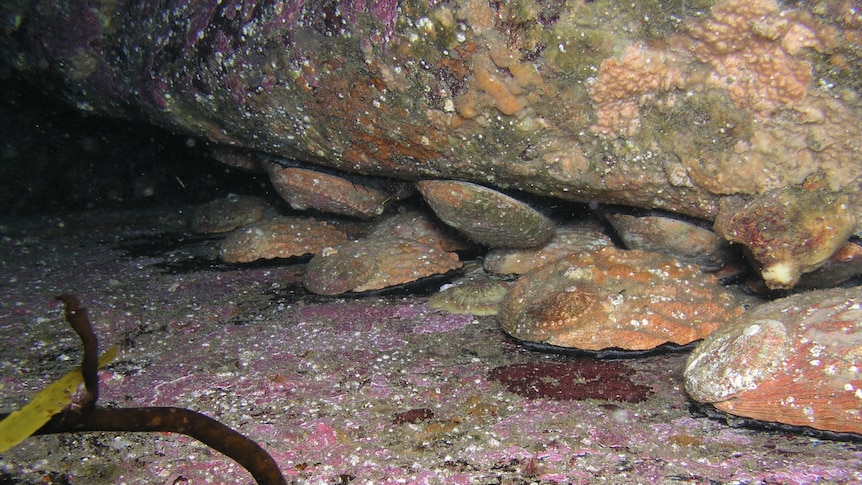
[0,207,860,484]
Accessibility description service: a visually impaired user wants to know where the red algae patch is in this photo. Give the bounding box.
[417,180,555,249]
[685,286,862,435]
[218,215,351,263]
[498,247,746,351]
[488,360,652,402]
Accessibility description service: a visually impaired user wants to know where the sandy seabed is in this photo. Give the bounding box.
[0,207,860,485]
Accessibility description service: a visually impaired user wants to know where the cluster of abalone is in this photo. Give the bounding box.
[191,171,862,436]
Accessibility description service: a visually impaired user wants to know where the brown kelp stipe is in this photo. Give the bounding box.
[0,295,287,485]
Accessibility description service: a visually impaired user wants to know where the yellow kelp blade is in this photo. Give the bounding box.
[0,346,119,452]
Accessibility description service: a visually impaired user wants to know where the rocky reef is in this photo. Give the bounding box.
[2,0,860,229]
[3,0,862,455]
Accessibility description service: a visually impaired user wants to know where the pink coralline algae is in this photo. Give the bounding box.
[685,286,862,435]
[498,247,745,351]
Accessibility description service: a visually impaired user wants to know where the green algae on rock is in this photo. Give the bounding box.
[685,286,862,435]
[498,247,745,351]
[417,180,554,249]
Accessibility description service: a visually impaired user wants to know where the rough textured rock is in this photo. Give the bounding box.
[797,241,862,290]
[498,247,746,351]
[685,286,862,435]
[367,210,469,252]
[417,180,555,248]
[4,0,861,237]
[713,186,857,289]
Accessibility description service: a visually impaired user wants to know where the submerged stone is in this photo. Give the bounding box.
[266,163,398,219]
[483,223,614,275]
[303,238,462,295]
[605,211,733,272]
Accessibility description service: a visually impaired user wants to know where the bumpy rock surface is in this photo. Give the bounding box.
[685,286,862,435]
[265,163,401,218]
[6,0,860,244]
[302,210,469,295]
[498,247,745,351]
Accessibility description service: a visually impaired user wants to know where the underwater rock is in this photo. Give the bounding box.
[190,195,269,234]
[219,216,351,263]
[498,247,745,351]
[713,187,856,289]
[604,211,733,271]
[483,223,614,275]
[266,163,398,219]
[303,238,462,295]
[685,286,862,435]
[417,180,554,249]
[6,0,862,236]
[427,273,511,316]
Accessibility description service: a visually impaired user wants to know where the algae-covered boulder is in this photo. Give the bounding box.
[2,0,862,271]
